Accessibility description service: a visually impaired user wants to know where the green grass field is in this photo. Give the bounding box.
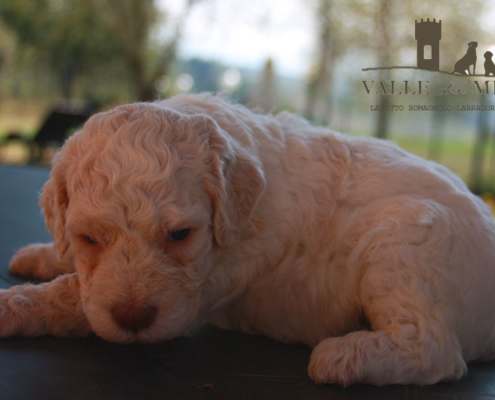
[393,135,495,215]
[393,136,473,180]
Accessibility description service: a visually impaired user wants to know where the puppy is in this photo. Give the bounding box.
[485,51,495,76]
[6,94,495,386]
[453,41,478,75]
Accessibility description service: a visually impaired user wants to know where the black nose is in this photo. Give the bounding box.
[111,303,157,332]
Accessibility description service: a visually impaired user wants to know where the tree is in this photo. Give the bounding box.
[0,20,15,99]
[372,0,394,139]
[470,96,490,194]
[0,0,124,99]
[304,0,333,124]
[304,0,486,139]
[106,0,202,101]
[251,58,277,112]
[0,0,202,101]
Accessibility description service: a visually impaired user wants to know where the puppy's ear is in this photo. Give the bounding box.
[196,116,266,248]
[40,152,70,259]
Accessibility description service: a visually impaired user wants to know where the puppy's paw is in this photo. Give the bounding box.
[0,289,22,337]
[0,275,90,338]
[309,330,467,386]
[308,331,400,386]
[308,336,365,387]
[9,244,60,281]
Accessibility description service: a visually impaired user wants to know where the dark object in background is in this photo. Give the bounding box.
[0,102,97,164]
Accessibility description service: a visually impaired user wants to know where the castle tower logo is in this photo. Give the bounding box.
[415,18,441,71]
[363,18,491,77]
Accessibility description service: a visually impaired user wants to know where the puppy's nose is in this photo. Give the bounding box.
[111,303,157,332]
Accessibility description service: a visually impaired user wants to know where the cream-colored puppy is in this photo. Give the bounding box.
[6,93,495,386]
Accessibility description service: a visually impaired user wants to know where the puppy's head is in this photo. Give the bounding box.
[40,101,265,343]
[468,41,478,48]
[485,51,493,59]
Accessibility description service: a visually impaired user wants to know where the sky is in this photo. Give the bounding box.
[159,0,495,79]
[158,0,315,78]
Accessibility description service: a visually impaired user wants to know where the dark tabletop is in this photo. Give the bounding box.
[1,164,495,400]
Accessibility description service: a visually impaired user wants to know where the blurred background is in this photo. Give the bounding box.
[0,0,494,211]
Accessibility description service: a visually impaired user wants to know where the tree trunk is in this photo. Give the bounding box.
[304,0,333,124]
[469,96,489,194]
[58,62,79,100]
[373,0,393,139]
[488,125,495,192]
[374,89,390,139]
[427,97,447,161]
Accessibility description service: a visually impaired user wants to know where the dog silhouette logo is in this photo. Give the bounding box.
[453,42,478,75]
[484,51,495,76]
[363,19,487,77]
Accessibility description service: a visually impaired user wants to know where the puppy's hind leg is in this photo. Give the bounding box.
[9,242,74,281]
[308,238,467,386]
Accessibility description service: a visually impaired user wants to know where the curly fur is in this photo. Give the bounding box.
[7,93,495,386]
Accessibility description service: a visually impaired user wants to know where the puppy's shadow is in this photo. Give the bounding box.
[7,271,45,286]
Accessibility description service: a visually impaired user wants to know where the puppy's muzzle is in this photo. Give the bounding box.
[111,303,157,332]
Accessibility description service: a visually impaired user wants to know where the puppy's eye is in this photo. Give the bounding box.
[83,235,97,245]
[169,228,191,242]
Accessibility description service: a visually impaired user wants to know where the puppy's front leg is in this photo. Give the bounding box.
[0,274,91,338]
[9,242,75,281]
